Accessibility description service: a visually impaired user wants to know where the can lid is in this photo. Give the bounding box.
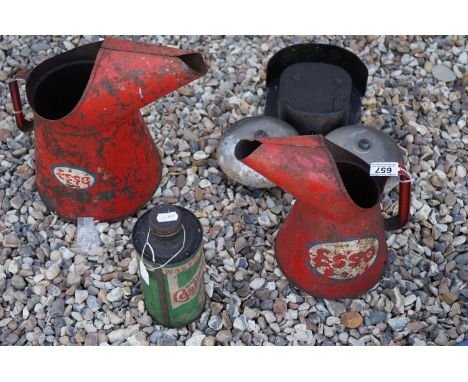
[149,204,182,238]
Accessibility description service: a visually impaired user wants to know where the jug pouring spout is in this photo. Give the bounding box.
[235,135,365,219]
[79,38,208,121]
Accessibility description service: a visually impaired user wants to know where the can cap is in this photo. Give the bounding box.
[149,204,182,238]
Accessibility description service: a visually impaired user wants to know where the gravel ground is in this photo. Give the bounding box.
[0,35,467,346]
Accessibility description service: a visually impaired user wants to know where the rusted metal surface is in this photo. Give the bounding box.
[9,37,207,222]
[217,116,298,188]
[236,135,411,299]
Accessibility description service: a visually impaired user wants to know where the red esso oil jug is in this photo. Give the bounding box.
[9,38,207,221]
[235,135,411,299]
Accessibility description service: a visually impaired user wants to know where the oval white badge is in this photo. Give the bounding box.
[309,238,379,280]
[53,166,95,189]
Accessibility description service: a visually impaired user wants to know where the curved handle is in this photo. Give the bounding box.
[8,76,34,132]
[384,164,412,231]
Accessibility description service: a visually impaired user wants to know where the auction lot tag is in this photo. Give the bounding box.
[370,162,399,177]
[139,258,150,285]
[157,212,178,222]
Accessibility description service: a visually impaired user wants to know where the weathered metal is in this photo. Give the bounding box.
[326,124,405,192]
[9,38,207,222]
[217,116,298,188]
[132,204,205,328]
[264,43,368,135]
[235,135,411,299]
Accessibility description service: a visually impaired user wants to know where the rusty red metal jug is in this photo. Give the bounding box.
[235,135,411,299]
[9,38,207,221]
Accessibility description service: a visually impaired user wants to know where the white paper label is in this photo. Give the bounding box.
[156,211,178,222]
[369,162,399,177]
[139,258,149,285]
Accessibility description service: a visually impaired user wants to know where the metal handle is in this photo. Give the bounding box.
[384,164,412,231]
[8,76,34,132]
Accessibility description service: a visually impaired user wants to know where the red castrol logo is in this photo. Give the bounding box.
[173,266,204,303]
[53,166,95,189]
[308,238,379,279]
[164,248,204,309]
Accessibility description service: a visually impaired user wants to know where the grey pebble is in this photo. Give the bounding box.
[432,65,457,82]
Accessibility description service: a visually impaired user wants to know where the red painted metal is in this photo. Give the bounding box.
[236,135,411,299]
[9,38,207,222]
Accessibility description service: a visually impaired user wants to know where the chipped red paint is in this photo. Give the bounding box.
[238,135,411,299]
[308,238,379,279]
[11,38,207,221]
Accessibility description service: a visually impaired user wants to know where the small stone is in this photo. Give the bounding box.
[31,42,49,52]
[233,316,247,331]
[46,264,61,280]
[11,275,26,290]
[416,204,431,221]
[455,253,468,265]
[48,298,65,319]
[234,237,248,252]
[202,336,216,346]
[193,151,208,160]
[186,332,206,346]
[59,247,75,261]
[440,293,457,305]
[257,212,272,227]
[215,330,232,343]
[340,312,363,329]
[66,271,81,287]
[127,332,148,346]
[452,236,466,247]
[3,233,20,248]
[459,51,468,65]
[402,111,417,124]
[388,316,410,331]
[412,338,426,346]
[178,86,195,96]
[208,315,222,331]
[273,299,287,314]
[432,65,456,82]
[50,250,62,263]
[75,290,88,304]
[324,300,346,316]
[434,330,449,346]
[404,295,417,306]
[107,329,124,343]
[263,311,276,324]
[0,127,12,142]
[106,287,124,303]
[407,322,425,333]
[84,333,98,346]
[249,278,265,290]
[23,176,36,191]
[458,270,468,282]
[198,179,211,189]
[10,195,24,210]
[444,193,457,207]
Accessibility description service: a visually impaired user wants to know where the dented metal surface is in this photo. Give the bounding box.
[9,37,207,221]
[236,135,411,299]
[217,116,298,188]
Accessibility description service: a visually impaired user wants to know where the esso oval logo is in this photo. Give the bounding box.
[308,238,379,280]
[53,166,95,189]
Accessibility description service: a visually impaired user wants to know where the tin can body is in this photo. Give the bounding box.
[141,244,205,328]
[132,205,206,328]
